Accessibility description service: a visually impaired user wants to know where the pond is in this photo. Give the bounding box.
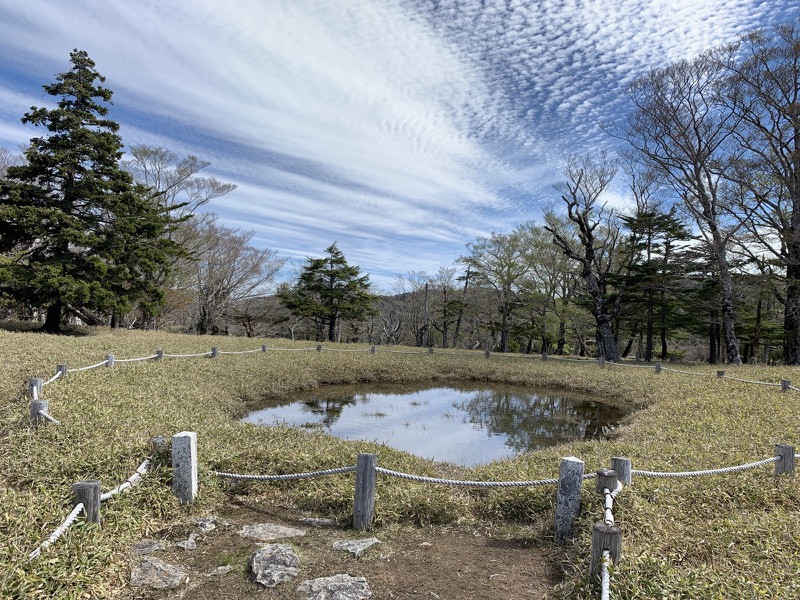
[243,383,629,466]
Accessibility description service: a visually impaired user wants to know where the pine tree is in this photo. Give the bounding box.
[0,50,178,332]
[279,243,375,342]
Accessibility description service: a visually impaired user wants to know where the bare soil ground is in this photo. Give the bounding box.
[127,494,564,600]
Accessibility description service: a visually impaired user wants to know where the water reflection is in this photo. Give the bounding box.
[244,383,628,466]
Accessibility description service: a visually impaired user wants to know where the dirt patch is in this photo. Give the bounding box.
[126,496,563,599]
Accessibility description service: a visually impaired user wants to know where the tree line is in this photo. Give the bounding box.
[2,21,800,365]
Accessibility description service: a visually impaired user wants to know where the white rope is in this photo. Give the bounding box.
[262,346,318,352]
[547,356,593,363]
[380,349,431,355]
[68,360,109,372]
[113,354,160,363]
[376,467,562,487]
[28,503,84,560]
[217,349,263,355]
[660,367,708,377]
[789,385,800,392]
[632,456,779,478]
[322,348,372,353]
[600,550,611,600]
[720,376,781,388]
[161,352,213,358]
[607,362,652,369]
[42,371,63,386]
[100,457,151,501]
[213,465,357,481]
[37,410,60,425]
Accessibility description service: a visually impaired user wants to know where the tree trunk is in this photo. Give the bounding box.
[40,302,63,333]
[784,261,800,364]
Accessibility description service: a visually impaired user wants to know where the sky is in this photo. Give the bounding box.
[1,1,799,291]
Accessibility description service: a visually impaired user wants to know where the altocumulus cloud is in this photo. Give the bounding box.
[0,0,798,288]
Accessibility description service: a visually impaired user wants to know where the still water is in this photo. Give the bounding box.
[244,383,628,466]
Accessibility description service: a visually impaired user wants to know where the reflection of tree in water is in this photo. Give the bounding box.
[453,390,626,453]
[300,394,361,428]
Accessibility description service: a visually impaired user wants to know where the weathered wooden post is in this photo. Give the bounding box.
[56,364,68,379]
[554,457,585,543]
[598,356,605,368]
[428,347,434,355]
[541,352,548,361]
[775,444,795,475]
[484,348,491,359]
[316,344,322,353]
[262,344,268,352]
[590,522,622,574]
[172,431,198,504]
[149,435,170,458]
[72,480,101,524]
[716,370,725,378]
[595,468,618,494]
[353,453,377,531]
[654,362,662,374]
[780,379,791,392]
[155,349,164,361]
[28,377,43,399]
[30,399,49,427]
[210,347,218,358]
[105,354,115,367]
[611,457,632,485]
[370,346,376,354]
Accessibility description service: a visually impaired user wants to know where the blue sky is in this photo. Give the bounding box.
[1,1,799,291]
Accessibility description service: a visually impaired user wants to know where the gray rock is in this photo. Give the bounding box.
[239,523,305,541]
[332,537,380,558]
[130,556,188,589]
[207,565,233,577]
[132,539,167,555]
[300,517,337,527]
[297,574,372,599]
[250,543,300,588]
[196,516,217,533]
[175,532,198,550]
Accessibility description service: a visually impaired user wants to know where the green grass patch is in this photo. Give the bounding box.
[0,329,798,598]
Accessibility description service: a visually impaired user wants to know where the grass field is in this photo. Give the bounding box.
[1,327,798,598]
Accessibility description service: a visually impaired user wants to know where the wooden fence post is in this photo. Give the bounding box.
[72,480,101,524]
[316,344,322,353]
[717,370,725,378]
[780,379,790,392]
[56,364,68,379]
[30,399,48,427]
[210,347,218,358]
[28,377,43,398]
[484,348,491,359]
[428,347,434,355]
[595,468,618,494]
[598,356,605,368]
[590,522,622,574]
[611,457,631,485]
[541,352,548,361]
[654,362,662,374]
[262,344,268,352]
[172,431,198,504]
[370,346,376,354]
[554,456,585,543]
[353,453,377,531]
[775,444,795,475]
[155,349,164,361]
[105,354,115,367]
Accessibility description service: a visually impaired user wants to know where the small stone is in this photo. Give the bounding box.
[240,523,305,541]
[332,537,380,558]
[250,544,300,587]
[298,574,371,599]
[130,556,188,589]
[196,516,217,533]
[207,565,233,577]
[132,539,167,555]
[299,517,337,527]
[419,542,432,549]
[176,532,198,551]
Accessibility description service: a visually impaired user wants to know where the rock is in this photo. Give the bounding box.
[196,516,217,533]
[207,565,233,577]
[130,556,188,589]
[332,537,380,558]
[239,523,305,541]
[300,517,337,527]
[175,532,198,550]
[297,574,372,599]
[250,543,300,588]
[132,539,167,555]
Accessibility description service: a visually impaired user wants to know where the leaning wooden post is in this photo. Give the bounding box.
[780,379,790,392]
[654,362,662,374]
[105,354,115,367]
[716,370,725,378]
[56,364,68,379]
[353,453,377,531]
[210,347,218,358]
[172,431,198,504]
[554,457,585,543]
[30,399,49,427]
[775,444,795,475]
[28,377,43,399]
[72,480,101,524]
[590,522,622,574]
[611,457,632,485]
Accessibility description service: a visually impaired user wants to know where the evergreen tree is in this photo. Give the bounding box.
[279,243,375,341]
[0,50,177,332]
